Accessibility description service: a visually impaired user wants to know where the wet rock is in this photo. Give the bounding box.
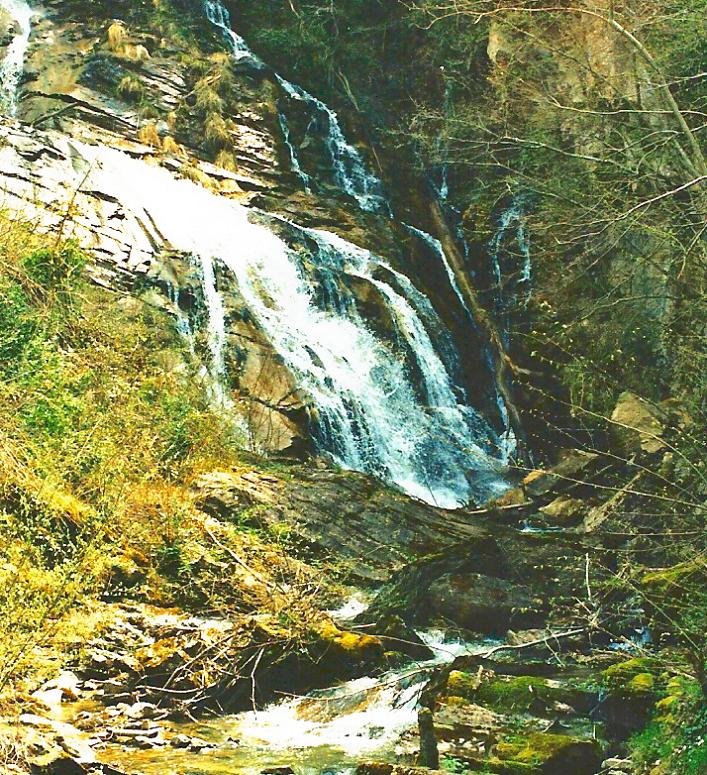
[522,449,598,498]
[426,573,538,634]
[434,701,505,745]
[538,496,585,525]
[357,766,446,775]
[194,468,490,583]
[41,672,82,701]
[445,672,596,716]
[505,629,547,647]
[361,539,506,627]
[600,657,662,739]
[20,715,95,765]
[124,702,160,720]
[261,768,295,775]
[373,614,434,661]
[601,758,633,773]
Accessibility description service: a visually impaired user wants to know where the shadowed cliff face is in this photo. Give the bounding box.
[0,0,515,506]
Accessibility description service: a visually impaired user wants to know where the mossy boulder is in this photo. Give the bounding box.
[312,621,384,672]
[494,732,602,775]
[641,560,707,616]
[446,672,595,716]
[600,657,663,738]
[601,657,662,696]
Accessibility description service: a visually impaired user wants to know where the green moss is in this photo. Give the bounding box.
[447,673,592,715]
[495,733,601,773]
[641,560,706,600]
[626,672,655,694]
[602,657,662,696]
[447,669,479,700]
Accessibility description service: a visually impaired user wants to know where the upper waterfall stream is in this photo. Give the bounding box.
[0,0,32,115]
[204,0,389,213]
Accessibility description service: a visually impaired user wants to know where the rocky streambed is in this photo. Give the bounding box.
[11,400,688,775]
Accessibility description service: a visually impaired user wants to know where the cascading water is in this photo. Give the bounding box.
[64,142,506,507]
[488,196,532,340]
[197,253,230,405]
[203,0,389,214]
[0,0,32,115]
[404,223,517,462]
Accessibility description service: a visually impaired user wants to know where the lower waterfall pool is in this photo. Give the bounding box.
[96,631,497,775]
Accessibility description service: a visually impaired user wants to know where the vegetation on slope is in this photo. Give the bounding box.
[0,212,250,691]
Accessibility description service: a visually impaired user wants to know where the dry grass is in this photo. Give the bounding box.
[137,121,161,148]
[0,213,245,691]
[204,112,231,152]
[215,149,238,172]
[107,22,126,53]
[117,75,143,101]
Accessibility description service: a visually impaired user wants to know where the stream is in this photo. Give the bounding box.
[98,628,498,775]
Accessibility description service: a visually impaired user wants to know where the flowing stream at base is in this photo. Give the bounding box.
[101,627,498,775]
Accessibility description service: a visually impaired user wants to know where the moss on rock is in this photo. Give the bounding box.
[446,673,594,715]
[495,732,602,774]
[601,657,662,696]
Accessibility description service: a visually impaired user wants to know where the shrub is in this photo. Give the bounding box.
[22,243,85,289]
[117,74,144,100]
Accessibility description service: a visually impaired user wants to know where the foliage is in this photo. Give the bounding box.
[0,214,245,688]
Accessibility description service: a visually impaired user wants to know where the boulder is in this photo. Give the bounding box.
[538,496,585,525]
[521,449,598,498]
[600,657,662,738]
[371,614,434,661]
[360,539,507,627]
[609,391,665,456]
[494,732,602,775]
[426,573,537,634]
[445,673,596,716]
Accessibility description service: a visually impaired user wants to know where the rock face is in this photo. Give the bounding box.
[194,466,490,582]
[426,573,535,634]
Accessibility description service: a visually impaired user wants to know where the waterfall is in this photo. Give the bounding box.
[67,142,507,507]
[277,109,312,192]
[403,223,473,323]
[403,222,517,462]
[197,253,230,405]
[276,78,389,214]
[203,0,389,214]
[0,0,32,116]
[488,197,532,336]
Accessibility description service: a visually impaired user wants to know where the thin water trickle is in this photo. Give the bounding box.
[0,0,32,115]
[203,0,390,214]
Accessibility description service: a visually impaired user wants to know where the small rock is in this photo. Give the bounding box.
[539,495,585,524]
[42,671,82,701]
[602,757,633,772]
[188,737,214,752]
[125,701,159,720]
[610,391,665,456]
[31,688,64,714]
